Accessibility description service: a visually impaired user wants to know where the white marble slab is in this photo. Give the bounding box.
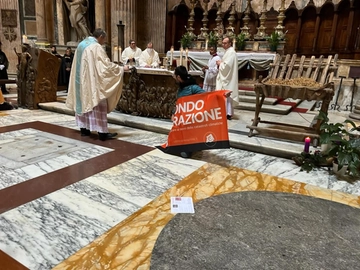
[0,128,113,189]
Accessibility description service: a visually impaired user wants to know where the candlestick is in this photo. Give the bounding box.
[170,46,174,66]
[180,48,183,66]
[113,46,118,62]
[185,48,189,69]
[304,137,311,153]
[22,35,28,44]
[119,46,122,63]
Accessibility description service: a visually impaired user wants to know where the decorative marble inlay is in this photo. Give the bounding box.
[0,128,113,189]
[53,163,360,269]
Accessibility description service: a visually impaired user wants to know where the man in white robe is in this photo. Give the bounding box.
[202,46,221,92]
[216,37,239,120]
[66,28,128,141]
[121,39,142,66]
[139,42,160,68]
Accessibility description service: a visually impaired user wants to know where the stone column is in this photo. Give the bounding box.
[145,0,167,52]
[95,0,106,29]
[35,0,48,43]
[56,0,65,45]
[111,0,137,48]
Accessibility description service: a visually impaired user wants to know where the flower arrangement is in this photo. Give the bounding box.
[207,31,219,47]
[235,33,246,51]
[267,31,281,51]
[179,31,195,49]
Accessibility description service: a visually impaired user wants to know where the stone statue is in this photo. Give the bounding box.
[64,0,91,41]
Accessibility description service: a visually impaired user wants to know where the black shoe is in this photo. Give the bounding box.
[227,115,232,120]
[98,132,118,141]
[80,128,91,136]
[180,151,192,158]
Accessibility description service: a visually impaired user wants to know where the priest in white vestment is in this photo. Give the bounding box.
[66,28,128,141]
[139,42,160,68]
[121,39,142,66]
[216,37,239,120]
[202,46,221,92]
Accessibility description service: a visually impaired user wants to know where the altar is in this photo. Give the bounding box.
[116,67,202,119]
[166,51,276,71]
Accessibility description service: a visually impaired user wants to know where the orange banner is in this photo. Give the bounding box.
[158,90,230,154]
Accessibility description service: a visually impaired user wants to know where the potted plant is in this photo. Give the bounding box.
[267,31,281,52]
[327,136,360,177]
[179,31,195,49]
[208,31,219,47]
[235,33,246,51]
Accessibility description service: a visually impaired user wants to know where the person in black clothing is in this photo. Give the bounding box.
[0,41,10,94]
[62,47,74,88]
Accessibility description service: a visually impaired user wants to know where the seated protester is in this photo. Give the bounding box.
[139,42,160,68]
[121,39,142,65]
[172,65,205,158]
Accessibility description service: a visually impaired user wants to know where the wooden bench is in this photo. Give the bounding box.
[246,54,338,144]
[0,79,16,84]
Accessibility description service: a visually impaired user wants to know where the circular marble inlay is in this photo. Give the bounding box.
[150,192,360,270]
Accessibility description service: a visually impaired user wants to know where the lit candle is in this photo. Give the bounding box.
[170,46,174,66]
[22,35,28,44]
[180,47,183,66]
[205,38,208,50]
[113,46,118,62]
[233,38,236,49]
[304,137,311,153]
[185,48,188,69]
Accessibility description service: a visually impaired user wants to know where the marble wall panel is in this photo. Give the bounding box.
[0,0,21,74]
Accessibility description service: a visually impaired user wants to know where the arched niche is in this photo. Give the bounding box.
[194,5,204,36]
[284,7,299,55]
[298,5,317,54]
[316,2,334,53]
[333,0,350,52]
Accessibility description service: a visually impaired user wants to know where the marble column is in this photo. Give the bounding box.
[56,0,65,45]
[95,0,106,29]
[35,0,48,43]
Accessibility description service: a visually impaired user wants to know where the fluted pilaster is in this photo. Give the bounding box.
[144,0,167,52]
[111,0,136,48]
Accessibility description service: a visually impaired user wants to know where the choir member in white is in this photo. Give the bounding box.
[121,39,142,65]
[216,37,239,120]
[202,46,221,92]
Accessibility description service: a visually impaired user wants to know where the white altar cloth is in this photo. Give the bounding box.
[166,51,276,71]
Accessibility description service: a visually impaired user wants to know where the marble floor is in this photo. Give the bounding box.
[0,106,360,269]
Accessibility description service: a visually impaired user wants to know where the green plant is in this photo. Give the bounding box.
[317,111,356,145]
[235,33,246,51]
[316,111,360,177]
[292,150,330,173]
[208,31,219,47]
[267,31,281,51]
[179,31,195,49]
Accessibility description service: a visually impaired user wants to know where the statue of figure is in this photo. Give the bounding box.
[64,0,91,41]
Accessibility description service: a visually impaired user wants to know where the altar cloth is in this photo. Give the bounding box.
[166,51,276,71]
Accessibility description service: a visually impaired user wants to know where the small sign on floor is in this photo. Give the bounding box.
[171,197,195,214]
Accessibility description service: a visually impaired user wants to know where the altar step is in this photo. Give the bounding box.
[237,86,315,115]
